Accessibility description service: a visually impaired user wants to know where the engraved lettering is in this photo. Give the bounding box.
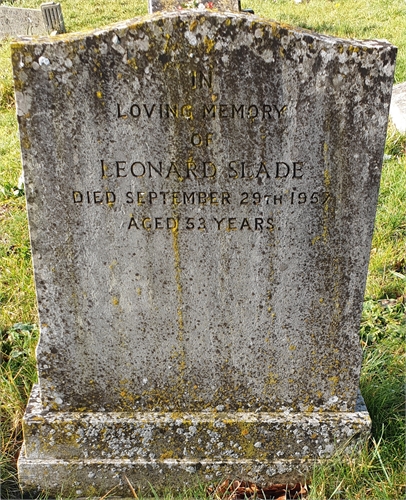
[101,159,112,179]
[274,104,287,118]
[203,104,216,118]
[73,191,83,203]
[248,105,258,118]
[142,218,151,230]
[130,104,140,117]
[228,218,237,230]
[183,192,195,204]
[117,103,127,118]
[116,161,127,177]
[106,192,115,204]
[198,192,207,204]
[276,162,290,178]
[232,104,244,118]
[293,161,304,179]
[203,162,216,178]
[214,217,225,230]
[255,163,270,178]
[144,104,155,118]
[254,218,263,230]
[228,161,238,179]
[222,192,231,204]
[128,216,139,229]
[186,160,199,178]
[240,218,251,230]
[148,161,163,177]
[166,162,182,180]
[131,162,145,177]
[93,191,103,204]
[197,217,206,230]
[167,217,178,230]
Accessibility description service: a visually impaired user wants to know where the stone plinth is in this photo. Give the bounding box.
[12,9,395,497]
[19,384,370,496]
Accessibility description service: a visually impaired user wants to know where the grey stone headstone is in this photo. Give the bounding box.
[13,10,395,497]
[0,6,45,37]
[149,0,240,13]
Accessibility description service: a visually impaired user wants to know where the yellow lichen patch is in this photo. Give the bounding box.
[189,20,198,32]
[204,37,215,54]
[112,297,119,306]
[96,90,103,99]
[127,58,138,70]
[21,136,31,150]
[267,371,278,385]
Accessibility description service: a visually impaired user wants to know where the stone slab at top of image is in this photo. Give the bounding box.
[0,5,45,37]
[149,0,240,13]
[11,11,396,416]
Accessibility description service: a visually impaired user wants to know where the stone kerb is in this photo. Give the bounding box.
[12,9,396,497]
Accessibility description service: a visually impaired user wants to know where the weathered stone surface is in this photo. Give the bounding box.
[19,384,370,495]
[0,6,45,37]
[12,8,395,496]
[149,0,239,14]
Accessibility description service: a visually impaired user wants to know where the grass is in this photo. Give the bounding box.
[1,0,405,498]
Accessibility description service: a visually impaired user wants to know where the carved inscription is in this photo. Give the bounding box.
[73,69,329,232]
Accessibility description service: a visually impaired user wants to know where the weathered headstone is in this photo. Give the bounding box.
[0,6,44,37]
[149,0,239,13]
[12,8,395,497]
[0,3,64,38]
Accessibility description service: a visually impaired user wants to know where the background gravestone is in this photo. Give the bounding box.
[0,6,45,37]
[149,0,240,13]
[0,4,65,38]
[12,8,396,497]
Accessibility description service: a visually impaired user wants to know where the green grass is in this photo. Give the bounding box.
[1,0,406,498]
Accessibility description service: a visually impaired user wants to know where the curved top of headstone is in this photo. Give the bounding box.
[12,10,396,413]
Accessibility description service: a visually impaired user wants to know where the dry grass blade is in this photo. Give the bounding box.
[207,480,309,499]
[98,485,118,500]
[125,475,139,499]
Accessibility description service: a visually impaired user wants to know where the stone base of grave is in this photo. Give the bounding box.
[18,384,371,497]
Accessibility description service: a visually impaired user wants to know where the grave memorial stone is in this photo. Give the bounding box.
[0,3,65,38]
[12,5,396,497]
[0,6,44,37]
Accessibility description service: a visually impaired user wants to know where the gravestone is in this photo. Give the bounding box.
[0,6,44,37]
[0,3,64,38]
[12,7,396,497]
[149,0,239,13]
